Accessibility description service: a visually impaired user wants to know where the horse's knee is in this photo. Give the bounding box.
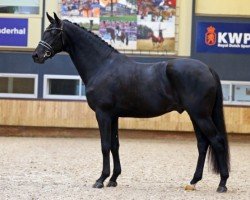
[111,143,119,152]
[101,144,111,155]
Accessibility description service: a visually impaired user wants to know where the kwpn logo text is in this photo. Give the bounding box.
[196,22,250,54]
[217,32,250,48]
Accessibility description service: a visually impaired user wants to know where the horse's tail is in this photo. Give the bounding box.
[208,68,230,174]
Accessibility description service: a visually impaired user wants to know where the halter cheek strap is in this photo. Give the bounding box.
[38,27,63,58]
[39,41,54,57]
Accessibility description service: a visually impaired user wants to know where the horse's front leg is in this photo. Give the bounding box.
[107,117,121,187]
[93,111,112,188]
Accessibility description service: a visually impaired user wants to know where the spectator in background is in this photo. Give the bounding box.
[72,0,80,10]
[61,0,69,15]
[91,0,100,17]
[79,0,92,17]
[166,0,176,8]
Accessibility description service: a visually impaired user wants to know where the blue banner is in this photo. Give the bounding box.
[196,22,250,54]
[0,18,28,47]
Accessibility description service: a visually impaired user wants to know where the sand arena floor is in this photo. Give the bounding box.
[0,131,249,200]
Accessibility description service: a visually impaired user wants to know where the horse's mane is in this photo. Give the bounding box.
[63,20,119,53]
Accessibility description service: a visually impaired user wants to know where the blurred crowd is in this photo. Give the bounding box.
[61,0,100,17]
[100,21,137,30]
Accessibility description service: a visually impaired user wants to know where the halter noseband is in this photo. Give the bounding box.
[38,26,64,58]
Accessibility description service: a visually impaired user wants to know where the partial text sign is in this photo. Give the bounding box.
[0,18,28,47]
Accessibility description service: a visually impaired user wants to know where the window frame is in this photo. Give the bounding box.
[221,81,233,104]
[0,73,38,98]
[222,80,250,106]
[43,74,86,100]
[0,0,43,17]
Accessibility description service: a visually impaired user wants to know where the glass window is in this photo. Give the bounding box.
[81,83,86,97]
[221,81,250,105]
[49,79,80,96]
[233,84,250,102]
[44,75,86,100]
[0,77,8,93]
[221,83,231,102]
[0,0,40,15]
[0,74,38,98]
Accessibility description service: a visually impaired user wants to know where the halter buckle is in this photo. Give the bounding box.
[44,51,52,58]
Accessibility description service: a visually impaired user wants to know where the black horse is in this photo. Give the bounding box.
[32,13,230,193]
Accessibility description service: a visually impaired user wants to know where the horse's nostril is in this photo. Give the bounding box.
[32,52,39,59]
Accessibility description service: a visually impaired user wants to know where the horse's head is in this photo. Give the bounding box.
[32,13,64,64]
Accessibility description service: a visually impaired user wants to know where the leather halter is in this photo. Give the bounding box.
[38,25,64,58]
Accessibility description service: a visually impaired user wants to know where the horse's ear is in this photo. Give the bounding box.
[53,12,61,25]
[46,12,54,23]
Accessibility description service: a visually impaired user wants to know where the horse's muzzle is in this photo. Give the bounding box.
[32,52,45,64]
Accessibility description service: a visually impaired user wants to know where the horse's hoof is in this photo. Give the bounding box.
[185,184,196,191]
[217,186,227,193]
[92,181,104,189]
[107,181,117,187]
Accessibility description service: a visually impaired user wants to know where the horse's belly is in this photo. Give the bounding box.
[116,97,176,118]
[118,110,172,118]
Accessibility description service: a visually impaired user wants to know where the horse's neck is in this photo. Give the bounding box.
[63,23,114,85]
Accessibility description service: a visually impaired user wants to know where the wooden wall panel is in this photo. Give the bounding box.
[0,99,250,134]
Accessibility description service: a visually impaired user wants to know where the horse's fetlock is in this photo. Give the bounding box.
[195,175,202,181]
[221,173,229,179]
[114,168,121,176]
[191,175,202,184]
[102,171,110,178]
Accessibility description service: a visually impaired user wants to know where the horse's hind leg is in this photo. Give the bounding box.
[107,117,121,187]
[191,116,229,192]
[185,118,209,190]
